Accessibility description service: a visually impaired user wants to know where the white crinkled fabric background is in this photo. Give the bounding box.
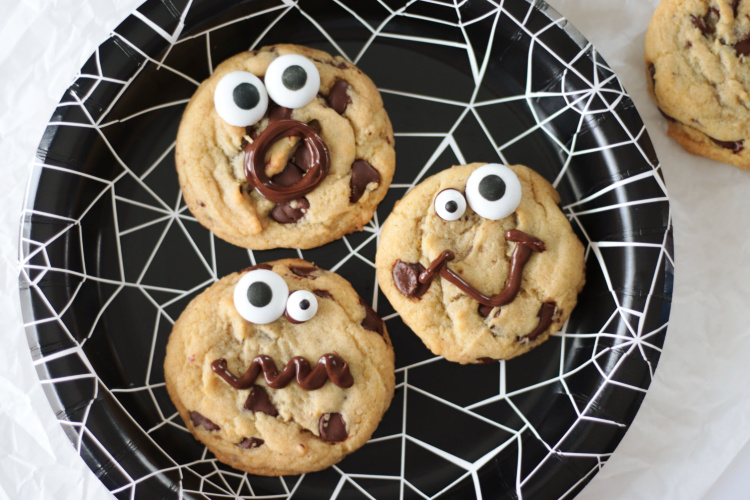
[1,0,749,498]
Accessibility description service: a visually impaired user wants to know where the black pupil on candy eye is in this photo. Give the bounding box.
[478,175,506,201]
[248,282,273,307]
[282,65,307,91]
[299,299,310,310]
[445,200,458,213]
[233,83,260,110]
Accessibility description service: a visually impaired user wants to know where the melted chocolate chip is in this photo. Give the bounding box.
[349,160,381,203]
[271,162,305,187]
[237,437,264,449]
[290,266,318,279]
[313,289,333,299]
[710,137,745,153]
[393,260,431,299]
[327,79,351,114]
[190,411,220,431]
[733,0,741,18]
[686,40,693,49]
[244,385,278,416]
[270,197,310,224]
[242,263,273,272]
[319,413,348,442]
[359,298,384,336]
[734,35,750,56]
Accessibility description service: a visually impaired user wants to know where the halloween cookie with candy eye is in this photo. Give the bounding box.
[375,163,586,364]
[175,44,395,249]
[164,259,395,476]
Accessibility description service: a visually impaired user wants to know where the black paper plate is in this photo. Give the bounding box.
[18,0,673,498]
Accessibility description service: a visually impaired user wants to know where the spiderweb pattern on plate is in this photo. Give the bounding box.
[18,0,673,498]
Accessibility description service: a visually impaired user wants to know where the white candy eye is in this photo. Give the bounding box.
[465,164,522,220]
[285,290,318,323]
[214,71,269,127]
[264,54,320,109]
[234,269,289,324]
[434,189,467,221]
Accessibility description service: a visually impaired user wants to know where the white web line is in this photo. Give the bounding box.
[17,0,674,499]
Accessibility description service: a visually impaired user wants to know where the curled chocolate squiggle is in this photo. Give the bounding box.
[211,353,353,391]
[244,119,330,203]
[397,229,545,307]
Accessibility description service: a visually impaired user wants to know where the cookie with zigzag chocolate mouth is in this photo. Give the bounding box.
[176,44,395,249]
[376,163,585,364]
[164,259,394,476]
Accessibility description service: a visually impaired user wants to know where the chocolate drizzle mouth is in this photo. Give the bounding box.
[211,353,353,391]
[394,229,545,307]
[244,119,330,203]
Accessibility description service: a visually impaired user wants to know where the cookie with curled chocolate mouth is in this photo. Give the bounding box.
[376,163,585,364]
[176,44,395,249]
[645,0,750,169]
[164,259,395,475]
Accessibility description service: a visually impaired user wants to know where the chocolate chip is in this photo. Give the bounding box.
[267,103,293,123]
[691,13,715,36]
[189,411,220,431]
[349,160,381,203]
[327,79,351,114]
[734,35,750,56]
[270,197,310,223]
[271,162,304,187]
[477,357,499,364]
[392,260,431,299]
[244,385,278,416]
[336,61,348,69]
[292,141,314,172]
[242,263,272,272]
[359,298,384,336]
[313,289,332,299]
[710,137,744,153]
[290,266,318,279]
[319,413,348,442]
[685,40,693,49]
[237,437,264,449]
[733,0,741,18]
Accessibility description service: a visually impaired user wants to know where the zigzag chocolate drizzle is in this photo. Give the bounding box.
[211,354,353,391]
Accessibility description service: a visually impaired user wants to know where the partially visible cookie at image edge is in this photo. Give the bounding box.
[645,0,750,169]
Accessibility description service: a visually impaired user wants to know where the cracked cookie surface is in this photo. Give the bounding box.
[164,259,395,475]
[375,164,585,364]
[176,44,395,248]
[645,0,750,168]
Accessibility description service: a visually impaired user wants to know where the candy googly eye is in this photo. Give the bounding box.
[285,290,319,323]
[234,269,289,324]
[214,71,269,127]
[264,54,321,109]
[434,189,467,221]
[465,164,522,220]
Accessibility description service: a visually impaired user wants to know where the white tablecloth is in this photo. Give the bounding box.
[1,0,749,498]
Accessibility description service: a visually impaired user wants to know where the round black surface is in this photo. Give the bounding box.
[19,0,673,499]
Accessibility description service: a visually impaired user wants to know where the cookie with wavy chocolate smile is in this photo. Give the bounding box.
[375,163,586,364]
[176,44,395,249]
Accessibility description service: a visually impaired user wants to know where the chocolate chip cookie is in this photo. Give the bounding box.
[164,259,395,475]
[176,44,395,249]
[645,0,750,169]
[375,163,586,364]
